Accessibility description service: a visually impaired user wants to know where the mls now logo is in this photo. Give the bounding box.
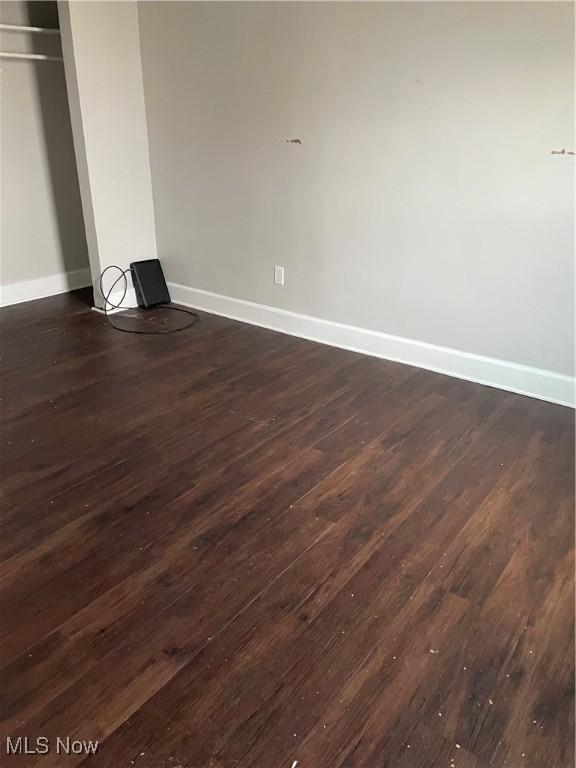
[6,736,99,755]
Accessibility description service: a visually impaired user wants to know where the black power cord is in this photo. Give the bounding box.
[98,265,200,335]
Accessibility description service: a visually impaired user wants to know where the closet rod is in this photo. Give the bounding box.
[0,23,60,35]
[0,51,63,62]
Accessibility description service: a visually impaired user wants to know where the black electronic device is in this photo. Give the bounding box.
[130,259,171,308]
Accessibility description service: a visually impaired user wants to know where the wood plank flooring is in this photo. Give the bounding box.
[0,290,573,768]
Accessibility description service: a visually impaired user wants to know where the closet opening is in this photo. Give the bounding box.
[0,0,91,307]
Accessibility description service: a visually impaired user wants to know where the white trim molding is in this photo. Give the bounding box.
[0,267,92,308]
[168,282,575,408]
[92,283,138,314]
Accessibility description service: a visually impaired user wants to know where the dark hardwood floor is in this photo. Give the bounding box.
[0,290,573,768]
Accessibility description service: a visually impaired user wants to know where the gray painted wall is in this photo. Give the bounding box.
[139,1,574,376]
[0,1,88,287]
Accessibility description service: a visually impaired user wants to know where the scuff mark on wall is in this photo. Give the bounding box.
[286,138,302,145]
[551,149,575,155]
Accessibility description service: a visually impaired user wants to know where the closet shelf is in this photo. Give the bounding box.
[0,23,61,35]
[0,51,63,62]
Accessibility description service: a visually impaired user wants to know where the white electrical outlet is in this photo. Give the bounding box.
[274,265,285,286]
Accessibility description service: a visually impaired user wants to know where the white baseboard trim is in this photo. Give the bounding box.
[0,268,92,308]
[92,284,138,314]
[168,281,575,408]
